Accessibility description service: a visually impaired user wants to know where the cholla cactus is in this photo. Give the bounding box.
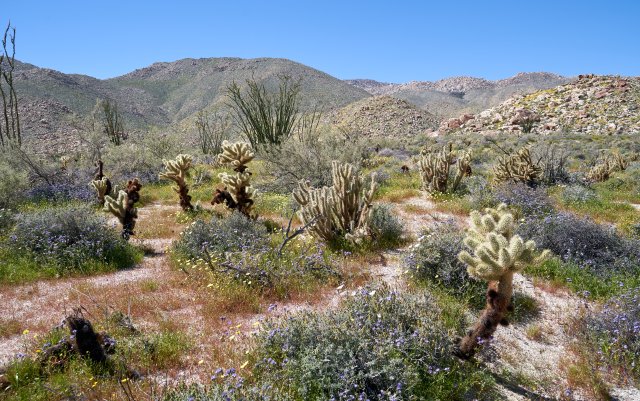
[609,151,627,172]
[213,141,256,216]
[104,179,141,240]
[90,177,110,205]
[218,140,254,172]
[418,144,471,194]
[293,161,377,244]
[90,160,112,205]
[454,203,550,359]
[494,147,541,188]
[586,161,611,183]
[60,156,71,171]
[159,154,193,211]
[586,151,628,183]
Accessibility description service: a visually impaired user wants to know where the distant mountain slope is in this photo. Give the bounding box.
[109,57,370,122]
[345,73,571,118]
[13,57,370,147]
[439,75,640,135]
[329,95,439,138]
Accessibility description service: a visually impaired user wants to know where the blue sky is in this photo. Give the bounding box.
[3,0,639,82]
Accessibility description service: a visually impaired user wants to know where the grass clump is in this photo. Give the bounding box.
[0,204,141,283]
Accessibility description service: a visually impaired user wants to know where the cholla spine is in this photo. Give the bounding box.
[218,140,254,172]
[103,179,141,240]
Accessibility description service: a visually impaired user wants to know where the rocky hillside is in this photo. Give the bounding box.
[346,73,571,118]
[329,95,439,138]
[12,58,370,148]
[439,75,640,136]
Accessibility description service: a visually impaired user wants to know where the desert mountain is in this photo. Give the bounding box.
[345,73,571,118]
[13,57,370,147]
[439,75,640,136]
[329,96,439,138]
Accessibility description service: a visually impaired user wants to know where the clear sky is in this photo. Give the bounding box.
[3,0,639,82]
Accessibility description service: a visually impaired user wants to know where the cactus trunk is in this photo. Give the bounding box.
[455,272,513,359]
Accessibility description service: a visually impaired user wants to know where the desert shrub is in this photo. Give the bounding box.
[493,182,553,218]
[0,159,28,208]
[5,204,138,275]
[535,145,570,185]
[164,287,496,400]
[561,184,598,204]
[368,203,404,249]
[259,132,367,193]
[25,168,95,203]
[464,176,496,210]
[204,241,337,288]
[172,212,269,262]
[102,141,163,184]
[371,168,391,185]
[518,212,640,277]
[173,212,335,288]
[0,208,15,232]
[406,222,484,297]
[583,286,640,381]
[249,287,492,400]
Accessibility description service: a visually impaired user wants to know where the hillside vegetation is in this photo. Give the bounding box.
[14,57,370,151]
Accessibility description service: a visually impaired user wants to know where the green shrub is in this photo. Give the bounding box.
[0,158,28,208]
[172,212,269,262]
[368,203,405,249]
[163,287,495,400]
[0,207,15,232]
[2,204,140,280]
[173,212,337,290]
[406,222,484,300]
[259,132,367,193]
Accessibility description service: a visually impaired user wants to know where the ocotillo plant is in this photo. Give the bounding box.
[213,141,256,217]
[104,179,141,240]
[0,22,21,148]
[293,161,377,245]
[90,160,112,205]
[159,154,194,211]
[493,147,541,188]
[418,144,471,194]
[455,203,549,359]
